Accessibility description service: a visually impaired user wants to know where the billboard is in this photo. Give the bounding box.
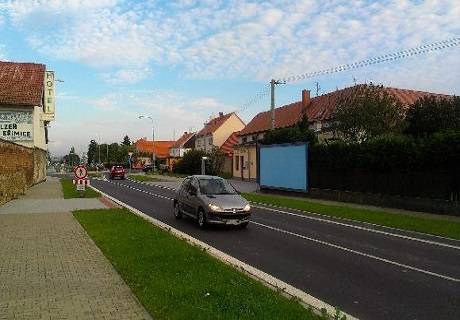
[258,143,308,192]
[0,110,33,141]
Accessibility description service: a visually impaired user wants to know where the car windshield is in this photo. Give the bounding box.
[198,178,237,195]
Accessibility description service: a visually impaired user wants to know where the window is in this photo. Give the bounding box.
[242,137,247,143]
[208,136,213,145]
[235,155,239,170]
[252,134,258,141]
[198,177,237,195]
[181,178,191,193]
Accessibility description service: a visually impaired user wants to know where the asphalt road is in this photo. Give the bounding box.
[91,176,460,320]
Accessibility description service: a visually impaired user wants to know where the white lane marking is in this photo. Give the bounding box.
[252,221,460,283]
[89,184,358,320]
[111,179,460,250]
[101,179,460,282]
[251,203,460,250]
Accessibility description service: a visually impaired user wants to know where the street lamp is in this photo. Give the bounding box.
[201,156,208,175]
[139,115,155,170]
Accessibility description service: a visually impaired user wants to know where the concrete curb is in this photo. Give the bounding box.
[90,184,358,320]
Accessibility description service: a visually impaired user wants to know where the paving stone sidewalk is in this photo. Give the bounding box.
[0,177,151,320]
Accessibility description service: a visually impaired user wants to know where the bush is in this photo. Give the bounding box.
[173,149,207,175]
[310,131,460,171]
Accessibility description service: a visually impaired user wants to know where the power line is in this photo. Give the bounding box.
[236,84,271,113]
[278,37,460,83]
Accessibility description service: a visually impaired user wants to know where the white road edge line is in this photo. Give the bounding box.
[252,204,460,251]
[251,221,460,283]
[90,184,358,320]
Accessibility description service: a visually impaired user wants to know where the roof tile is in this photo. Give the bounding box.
[0,61,45,106]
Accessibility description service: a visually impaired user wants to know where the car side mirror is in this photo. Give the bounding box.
[189,186,197,196]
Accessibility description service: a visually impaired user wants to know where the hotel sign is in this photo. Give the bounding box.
[43,70,55,120]
[0,110,33,141]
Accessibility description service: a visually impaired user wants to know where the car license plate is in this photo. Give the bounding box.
[226,219,239,225]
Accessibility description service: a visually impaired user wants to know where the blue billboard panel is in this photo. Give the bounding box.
[259,143,308,192]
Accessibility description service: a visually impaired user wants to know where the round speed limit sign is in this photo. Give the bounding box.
[74,165,88,179]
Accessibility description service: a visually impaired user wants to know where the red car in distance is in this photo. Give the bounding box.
[110,166,126,180]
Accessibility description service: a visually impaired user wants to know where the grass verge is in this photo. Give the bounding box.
[60,179,100,199]
[128,174,164,182]
[243,193,460,240]
[74,208,322,320]
[88,172,102,178]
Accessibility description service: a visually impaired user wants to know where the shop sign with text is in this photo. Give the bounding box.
[0,110,33,141]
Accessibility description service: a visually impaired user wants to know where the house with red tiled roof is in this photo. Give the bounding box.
[133,138,175,168]
[0,60,56,185]
[195,112,245,153]
[219,131,239,174]
[233,84,451,180]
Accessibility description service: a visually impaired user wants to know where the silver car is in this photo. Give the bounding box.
[173,175,251,228]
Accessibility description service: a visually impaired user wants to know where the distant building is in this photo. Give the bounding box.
[195,112,245,153]
[169,131,196,170]
[234,85,450,180]
[133,138,175,168]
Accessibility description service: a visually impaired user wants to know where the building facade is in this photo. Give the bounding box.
[195,112,245,153]
[0,61,56,203]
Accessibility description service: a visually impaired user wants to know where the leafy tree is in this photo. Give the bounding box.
[332,84,405,143]
[87,140,98,164]
[173,149,207,174]
[207,147,226,175]
[122,135,131,146]
[262,114,318,145]
[63,146,80,166]
[404,96,460,137]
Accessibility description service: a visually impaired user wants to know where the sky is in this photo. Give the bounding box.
[0,0,459,156]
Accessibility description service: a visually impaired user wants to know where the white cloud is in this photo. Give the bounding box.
[1,0,459,89]
[48,88,232,155]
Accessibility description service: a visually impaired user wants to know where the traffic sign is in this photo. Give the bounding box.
[74,165,88,179]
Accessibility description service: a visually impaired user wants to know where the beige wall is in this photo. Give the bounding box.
[233,144,257,180]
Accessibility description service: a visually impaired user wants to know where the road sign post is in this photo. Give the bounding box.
[73,165,88,197]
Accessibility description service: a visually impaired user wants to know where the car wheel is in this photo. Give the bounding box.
[174,202,182,219]
[198,209,207,229]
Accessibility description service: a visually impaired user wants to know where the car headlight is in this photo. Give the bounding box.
[243,204,251,212]
[208,204,222,212]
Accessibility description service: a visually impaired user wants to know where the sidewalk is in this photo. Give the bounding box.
[0,177,151,320]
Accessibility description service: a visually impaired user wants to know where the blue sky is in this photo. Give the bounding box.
[0,0,459,156]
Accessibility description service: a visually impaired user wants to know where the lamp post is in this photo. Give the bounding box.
[139,115,155,171]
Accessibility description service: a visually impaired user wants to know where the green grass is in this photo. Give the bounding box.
[128,174,163,182]
[60,179,100,199]
[243,193,460,240]
[74,209,322,320]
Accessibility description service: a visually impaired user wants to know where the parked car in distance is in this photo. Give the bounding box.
[110,166,125,179]
[142,164,153,173]
[173,175,251,229]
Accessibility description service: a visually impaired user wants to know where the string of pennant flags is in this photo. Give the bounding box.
[236,37,460,114]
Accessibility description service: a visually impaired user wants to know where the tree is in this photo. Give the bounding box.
[122,135,131,146]
[332,84,405,143]
[262,114,318,145]
[87,140,98,164]
[207,147,226,175]
[173,149,207,174]
[63,146,80,166]
[404,96,460,137]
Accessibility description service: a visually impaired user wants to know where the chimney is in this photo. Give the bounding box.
[302,89,310,109]
[219,112,224,117]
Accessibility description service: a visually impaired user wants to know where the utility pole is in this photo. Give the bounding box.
[270,79,285,130]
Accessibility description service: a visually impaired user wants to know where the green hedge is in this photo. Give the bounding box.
[310,131,460,171]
